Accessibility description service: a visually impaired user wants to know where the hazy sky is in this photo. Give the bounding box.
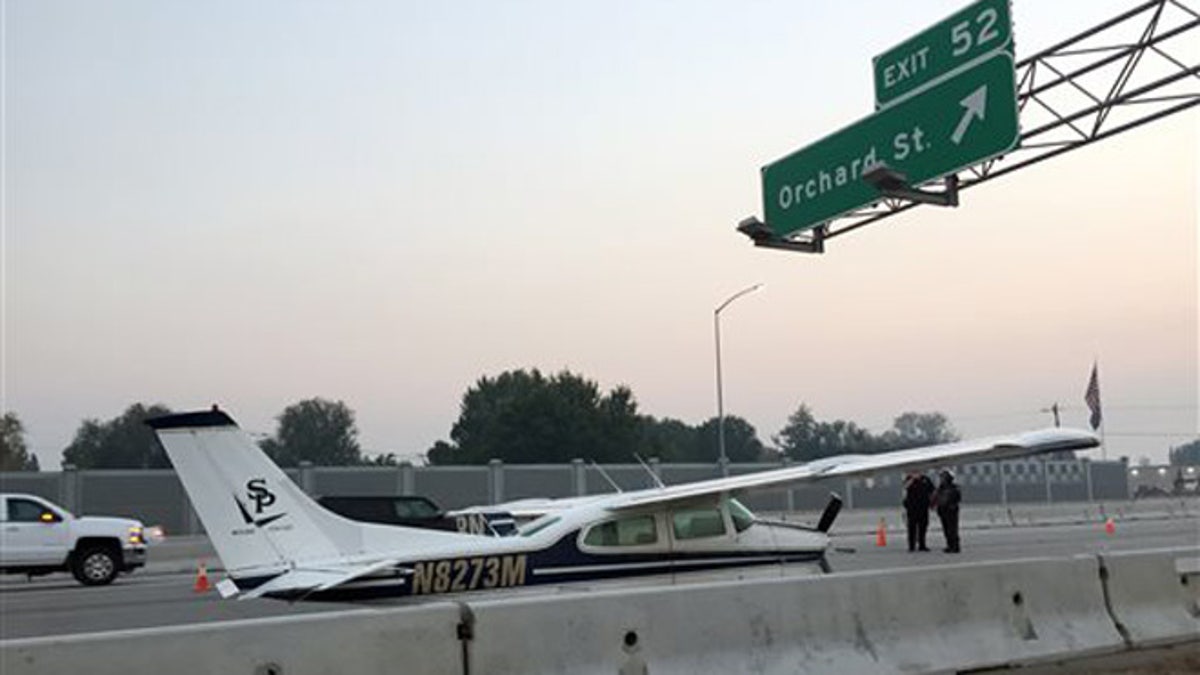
[4,1,1197,470]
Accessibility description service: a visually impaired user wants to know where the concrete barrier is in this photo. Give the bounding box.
[14,552,1199,674]
[0,602,463,675]
[464,556,1124,674]
[1101,547,1200,648]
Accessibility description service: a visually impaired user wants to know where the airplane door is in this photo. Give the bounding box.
[667,503,734,584]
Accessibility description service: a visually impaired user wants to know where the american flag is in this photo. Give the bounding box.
[1084,362,1102,431]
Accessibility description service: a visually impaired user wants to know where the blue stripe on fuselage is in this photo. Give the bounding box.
[243,529,825,602]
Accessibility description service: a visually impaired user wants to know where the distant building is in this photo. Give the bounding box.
[1127,464,1199,498]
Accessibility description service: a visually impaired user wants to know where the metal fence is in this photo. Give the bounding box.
[0,457,1129,536]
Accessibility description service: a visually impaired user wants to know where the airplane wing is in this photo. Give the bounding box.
[606,427,1098,512]
[469,495,609,520]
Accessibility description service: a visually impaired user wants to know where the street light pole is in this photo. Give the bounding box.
[714,283,764,471]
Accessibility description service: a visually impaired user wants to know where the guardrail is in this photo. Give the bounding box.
[3,548,1196,674]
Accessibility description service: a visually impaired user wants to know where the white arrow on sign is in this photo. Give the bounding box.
[950,85,988,145]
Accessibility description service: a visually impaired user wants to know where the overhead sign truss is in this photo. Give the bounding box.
[740,0,1199,254]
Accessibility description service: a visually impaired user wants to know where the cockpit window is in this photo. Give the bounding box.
[582,515,657,547]
[671,507,726,540]
[728,499,755,533]
[518,516,561,537]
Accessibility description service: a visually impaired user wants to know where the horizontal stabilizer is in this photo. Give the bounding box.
[238,559,403,600]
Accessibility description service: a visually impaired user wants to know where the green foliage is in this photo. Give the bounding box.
[425,377,956,466]
[428,369,773,465]
[61,403,173,469]
[634,416,698,463]
[363,452,400,466]
[1,413,40,471]
[773,404,875,461]
[632,415,768,463]
[431,369,641,464]
[260,398,363,467]
[774,404,819,460]
[695,416,767,462]
[425,440,457,465]
[1169,439,1200,465]
[875,411,958,450]
[774,404,958,462]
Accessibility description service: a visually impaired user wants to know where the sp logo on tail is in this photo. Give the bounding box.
[234,479,286,528]
[247,478,276,513]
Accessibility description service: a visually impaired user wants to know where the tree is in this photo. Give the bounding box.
[260,398,363,467]
[363,452,400,466]
[61,403,173,469]
[773,403,877,462]
[425,440,457,466]
[809,419,876,459]
[1169,439,1200,465]
[634,416,698,463]
[775,404,961,462]
[876,412,959,450]
[773,404,818,460]
[432,369,642,464]
[1,412,40,471]
[695,416,767,462]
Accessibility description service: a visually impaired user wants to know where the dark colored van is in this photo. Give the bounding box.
[316,495,516,536]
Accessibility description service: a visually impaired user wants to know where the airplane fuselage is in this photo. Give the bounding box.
[238,518,829,601]
[147,409,1096,602]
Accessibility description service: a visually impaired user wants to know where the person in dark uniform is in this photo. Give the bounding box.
[902,471,935,552]
[933,470,962,553]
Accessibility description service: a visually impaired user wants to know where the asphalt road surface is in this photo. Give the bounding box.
[1,515,1196,640]
[825,513,1199,572]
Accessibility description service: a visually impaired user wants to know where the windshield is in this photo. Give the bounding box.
[729,498,755,533]
[518,515,561,537]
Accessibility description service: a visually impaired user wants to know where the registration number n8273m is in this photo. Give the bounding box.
[410,554,528,595]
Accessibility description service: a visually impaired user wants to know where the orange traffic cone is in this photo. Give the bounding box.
[1104,517,1115,536]
[875,518,887,547]
[193,561,211,593]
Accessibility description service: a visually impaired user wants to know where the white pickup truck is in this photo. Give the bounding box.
[0,493,147,586]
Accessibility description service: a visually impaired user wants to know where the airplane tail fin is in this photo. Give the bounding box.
[147,409,368,576]
[147,408,478,585]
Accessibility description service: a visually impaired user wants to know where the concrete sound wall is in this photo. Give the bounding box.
[2,458,1132,535]
[4,550,1197,675]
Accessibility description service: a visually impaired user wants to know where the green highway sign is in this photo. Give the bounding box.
[873,0,1012,109]
[762,51,1017,237]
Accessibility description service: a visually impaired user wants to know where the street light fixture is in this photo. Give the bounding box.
[714,282,764,471]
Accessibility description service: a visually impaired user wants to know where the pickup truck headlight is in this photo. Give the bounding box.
[127,526,144,546]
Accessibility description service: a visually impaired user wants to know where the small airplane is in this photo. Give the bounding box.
[148,408,1098,601]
